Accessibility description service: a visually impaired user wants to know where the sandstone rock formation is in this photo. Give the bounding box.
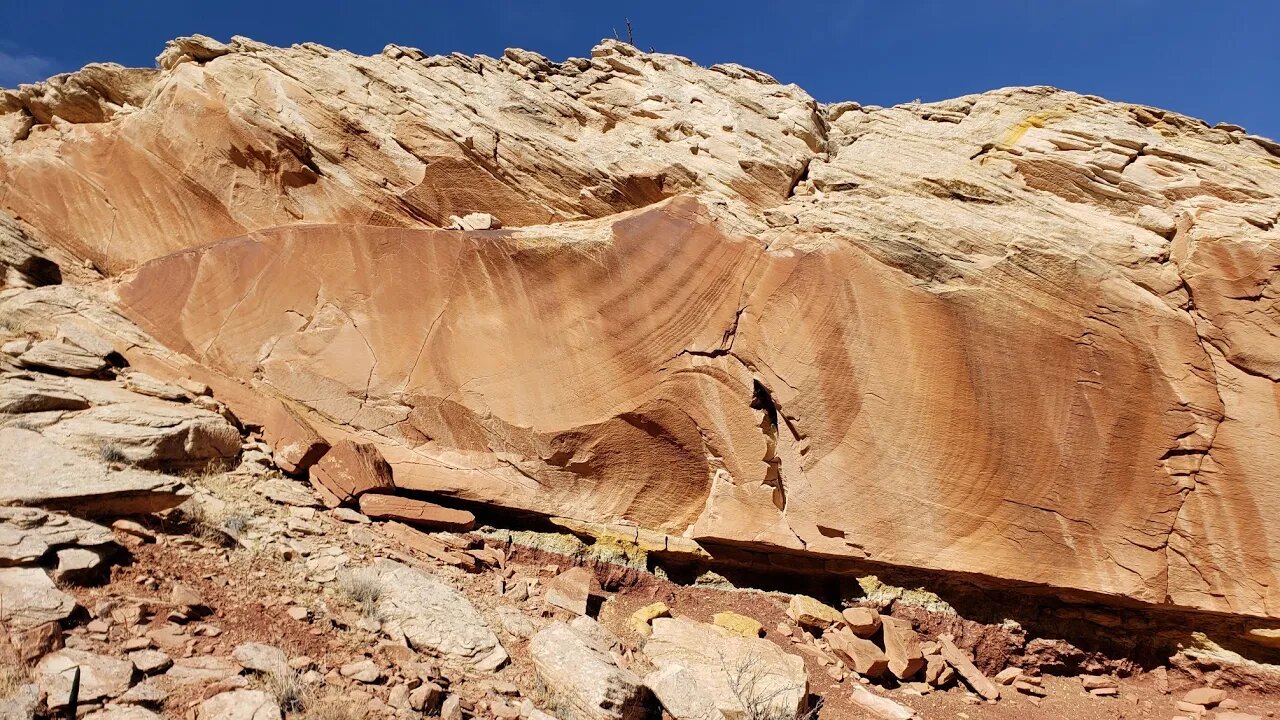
[3,35,1280,624]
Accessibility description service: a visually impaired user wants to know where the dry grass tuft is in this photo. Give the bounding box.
[0,635,30,700]
[294,693,362,720]
[336,568,382,618]
[98,442,128,464]
[261,667,313,715]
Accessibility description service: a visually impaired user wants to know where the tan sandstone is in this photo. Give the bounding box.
[3,36,1280,622]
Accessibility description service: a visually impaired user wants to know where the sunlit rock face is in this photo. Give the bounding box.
[6,35,1280,619]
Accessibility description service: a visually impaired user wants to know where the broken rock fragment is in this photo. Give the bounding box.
[939,634,1000,700]
[826,627,889,678]
[787,594,843,631]
[881,615,926,679]
[544,566,605,617]
[307,439,393,507]
[357,493,475,531]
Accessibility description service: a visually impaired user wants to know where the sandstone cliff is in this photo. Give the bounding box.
[3,36,1279,622]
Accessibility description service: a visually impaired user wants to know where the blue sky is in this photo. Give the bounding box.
[2,1,1277,139]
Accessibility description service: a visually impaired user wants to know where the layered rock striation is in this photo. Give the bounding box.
[3,36,1280,620]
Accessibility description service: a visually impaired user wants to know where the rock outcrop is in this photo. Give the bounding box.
[0,428,192,516]
[3,36,1280,623]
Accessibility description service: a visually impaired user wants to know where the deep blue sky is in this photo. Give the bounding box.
[2,1,1277,139]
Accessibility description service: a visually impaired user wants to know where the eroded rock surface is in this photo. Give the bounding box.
[3,36,1280,622]
[371,559,508,670]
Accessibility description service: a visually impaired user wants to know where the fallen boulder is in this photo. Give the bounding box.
[308,439,393,507]
[787,595,843,632]
[939,634,1000,701]
[644,617,808,720]
[826,627,889,678]
[881,616,926,680]
[528,619,649,720]
[544,566,605,617]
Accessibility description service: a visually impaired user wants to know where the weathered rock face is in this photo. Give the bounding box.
[4,36,1280,620]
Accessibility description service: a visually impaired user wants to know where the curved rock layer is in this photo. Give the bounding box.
[4,37,1280,620]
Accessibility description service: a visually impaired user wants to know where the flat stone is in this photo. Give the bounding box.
[197,689,282,720]
[128,649,173,674]
[1182,687,1228,706]
[849,685,917,720]
[530,620,649,720]
[18,338,108,376]
[0,428,192,516]
[308,440,394,507]
[171,582,204,609]
[644,617,808,720]
[331,508,370,524]
[232,643,287,675]
[712,611,764,638]
[36,649,136,709]
[1081,674,1118,690]
[255,477,319,508]
[0,566,76,630]
[357,493,474,531]
[371,559,508,671]
[121,372,188,402]
[51,546,104,583]
[166,656,241,685]
[84,707,163,720]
